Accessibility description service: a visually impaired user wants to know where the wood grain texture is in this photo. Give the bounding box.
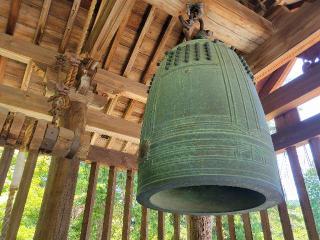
[246,2,320,82]
[215,216,223,240]
[33,0,52,45]
[80,162,99,240]
[101,166,117,240]
[6,0,22,35]
[227,215,236,240]
[188,216,212,240]
[260,210,272,240]
[241,214,253,240]
[122,170,134,240]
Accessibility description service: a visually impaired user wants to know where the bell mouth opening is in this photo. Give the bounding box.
[149,185,266,214]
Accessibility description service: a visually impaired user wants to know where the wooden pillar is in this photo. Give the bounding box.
[34,101,87,240]
[122,169,134,240]
[308,137,320,180]
[188,216,212,240]
[80,162,99,240]
[215,216,224,240]
[140,207,148,240]
[275,109,319,240]
[101,166,117,240]
[0,145,15,194]
[241,214,253,240]
[260,210,272,240]
[6,151,38,240]
[173,214,180,240]
[286,147,319,240]
[158,211,165,240]
[227,215,236,240]
[277,201,294,240]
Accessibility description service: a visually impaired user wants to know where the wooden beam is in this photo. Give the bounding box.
[277,201,294,240]
[94,69,148,103]
[0,56,6,83]
[140,207,148,240]
[309,137,320,180]
[21,60,33,91]
[33,0,52,45]
[227,215,236,240]
[215,216,223,240]
[272,112,320,152]
[84,0,135,60]
[145,0,273,53]
[0,85,141,143]
[260,210,272,240]
[0,33,57,67]
[59,0,81,53]
[87,145,137,170]
[259,58,296,99]
[246,2,320,82]
[123,5,156,76]
[6,0,22,35]
[122,170,134,240]
[157,211,165,240]
[173,214,180,240]
[241,214,253,240]
[0,146,15,194]
[262,63,320,120]
[142,16,177,84]
[80,162,99,240]
[101,166,117,240]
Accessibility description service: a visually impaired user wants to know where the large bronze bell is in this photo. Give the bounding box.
[137,39,284,215]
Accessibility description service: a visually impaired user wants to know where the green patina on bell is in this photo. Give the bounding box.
[137,38,283,215]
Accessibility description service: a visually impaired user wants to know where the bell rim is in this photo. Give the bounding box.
[137,175,284,215]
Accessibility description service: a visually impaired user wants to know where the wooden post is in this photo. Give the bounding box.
[34,101,87,240]
[140,207,148,240]
[308,137,320,180]
[241,214,253,240]
[80,162,99,240]
[277,201,294,240]
[188,216,212,240]
[286,147,319,240]
[275,109,319,240]
[215,216,224,240]
[260,210,272,240]
[173,214,180,240]
[227,215,236,240]
[101,166,117,240]
[122,169,134,240]
[0,145,15,194]
[6,151,39,240]
[158,211,165,240]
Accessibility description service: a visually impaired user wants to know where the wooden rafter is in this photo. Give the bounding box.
[84,0,136,60]
[246,1,320,82]
[6,0,22,35]
[59,0,81,53]
[259,58,296,99]
[0,56,6,83]
[33,0,52,45]
[262,63,320,120]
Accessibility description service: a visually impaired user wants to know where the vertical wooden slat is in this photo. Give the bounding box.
[277,201,294,240]
[80,162,99,240]
[140,207,148,240]
[158,211,165,240]
[122,169,134,240]
[260,210,272,240]
[227,215,236,240]
[0,145,15,194]
[241,214,253,240]
[215,216,224,240]
[5,151,39,240]
[309,137,320,179]
[0,56,6,83]
[188,216,212,240]
[286,147,319,240]
[173,214,180,240]
[101,166,117,240]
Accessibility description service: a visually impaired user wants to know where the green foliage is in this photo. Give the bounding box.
[0,146,318,240]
